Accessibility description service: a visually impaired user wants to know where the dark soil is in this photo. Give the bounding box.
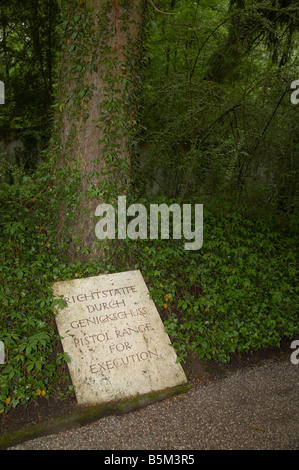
[0,338,294,439]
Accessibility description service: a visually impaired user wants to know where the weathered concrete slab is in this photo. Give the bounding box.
[53,270,187,405]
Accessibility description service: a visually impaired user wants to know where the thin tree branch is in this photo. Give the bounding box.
[148,0,175,15]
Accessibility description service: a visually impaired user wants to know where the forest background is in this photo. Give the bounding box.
[0,0,298,412]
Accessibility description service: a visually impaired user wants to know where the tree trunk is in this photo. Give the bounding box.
[53,0,144,262]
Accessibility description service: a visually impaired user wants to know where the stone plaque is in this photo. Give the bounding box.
[53,270,187,405]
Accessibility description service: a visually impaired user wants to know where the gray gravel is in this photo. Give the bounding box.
[10,358,299,450]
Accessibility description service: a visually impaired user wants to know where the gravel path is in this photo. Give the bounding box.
[10,358,299,450]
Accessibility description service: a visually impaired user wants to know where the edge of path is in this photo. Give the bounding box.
[0,383,190,450]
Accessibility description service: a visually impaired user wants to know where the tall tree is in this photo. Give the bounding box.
[52,0,144,262]
[205,0,299,83]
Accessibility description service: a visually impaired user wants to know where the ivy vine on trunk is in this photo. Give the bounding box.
[51,0,145,262]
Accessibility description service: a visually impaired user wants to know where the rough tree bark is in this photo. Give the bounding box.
[53,0,144,262]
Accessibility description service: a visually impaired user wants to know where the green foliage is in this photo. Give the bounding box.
[0,0,60,130]
[1,167,297,412]
[0,161,97,411]
[139,0,299,213]
[111,201,298,364]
